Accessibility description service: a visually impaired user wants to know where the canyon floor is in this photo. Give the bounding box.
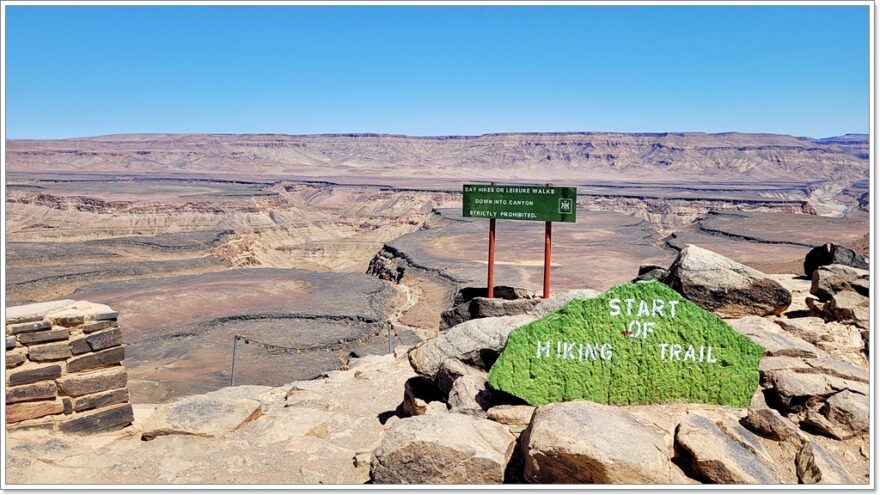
[4,170,868,404]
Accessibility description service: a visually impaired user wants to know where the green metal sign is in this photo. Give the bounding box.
[462,184,577,222]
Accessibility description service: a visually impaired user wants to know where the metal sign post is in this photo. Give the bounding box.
[462,183,576,300]
[544,220,552,299]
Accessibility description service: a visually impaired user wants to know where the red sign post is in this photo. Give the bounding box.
[463,182,577,300]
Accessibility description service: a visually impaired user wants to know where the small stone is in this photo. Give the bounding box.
[7,320,51,335]
[59,403,133,435]
[742,393,800,441]
[5,348,27,368]
[436,358,486,396]
[801,410,850,440]
[27,341,72,362]
[401,376,442,417]
[85,327,123,351]
[6,397,64,423]
[87,311,119,322]
[796,440,857,484]
[829,291,869,328]
[48,313,85,327]
[83,320,116,334]
[72,388,129,412]
[6,381,57,404]
[7,363,62,386]
[822,390,868,436]
[5,335,15,350]
[56,366,128,397]
[486,404,535,427]
[69,337,91,355]
[447,375,493,417]
[17,328,69,345]
[66,346,125,373]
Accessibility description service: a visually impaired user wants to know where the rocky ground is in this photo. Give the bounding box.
[5,243,870,485]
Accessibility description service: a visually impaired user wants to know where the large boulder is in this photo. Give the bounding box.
[804,243,868,279]
[408,316,533,377]
[522,401,681,484]
[675,413,780,484]
[663,245,791,318]
[488,281,764,407]
[369,414,515,484]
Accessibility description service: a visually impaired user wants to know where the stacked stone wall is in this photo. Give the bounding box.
[5,300,133,434]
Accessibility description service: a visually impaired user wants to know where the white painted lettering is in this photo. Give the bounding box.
[608,298,621,316]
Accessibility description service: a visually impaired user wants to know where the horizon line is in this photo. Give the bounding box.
[6,130,869,141]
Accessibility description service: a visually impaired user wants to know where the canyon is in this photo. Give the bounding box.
[4,132,869,403]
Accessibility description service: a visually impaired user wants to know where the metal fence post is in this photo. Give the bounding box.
[230,335,238,386]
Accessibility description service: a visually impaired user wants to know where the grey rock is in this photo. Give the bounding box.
[59,403,133,435]
[523,400,680,484]
[447,375,493,417]
[675,413,780,484]
[634,264,667,282]
[17,328,69,345]
[828,291,869,329]
[663,244,791,318]
[804,243,868,279]
[811,264,869,300]
[408,315,533,376]
[742,392,800,441]
[822,390,868,436]
[141,389,263,440]
[370,414,515,484]
[436,358,486,396]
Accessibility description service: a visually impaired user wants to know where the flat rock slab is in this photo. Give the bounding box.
[675,412,780,484]
[141,389,263,440]
[728,316,819,358]
[5,300,75,324]
[522,400,681,484]
[488,281,763,406]
[370,413,515,484]
[796,440,858,484]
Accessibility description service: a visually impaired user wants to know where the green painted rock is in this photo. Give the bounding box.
[487,281,763,407]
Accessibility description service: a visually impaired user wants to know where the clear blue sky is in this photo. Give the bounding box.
[5,5,870,139]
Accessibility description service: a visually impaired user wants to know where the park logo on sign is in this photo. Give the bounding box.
[558,198,573,214]
[486,281,764,407]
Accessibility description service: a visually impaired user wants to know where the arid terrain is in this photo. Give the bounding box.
[5,132,870,404]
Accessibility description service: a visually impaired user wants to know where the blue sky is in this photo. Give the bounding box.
[4,5,870,139]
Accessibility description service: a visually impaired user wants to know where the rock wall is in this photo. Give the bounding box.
[5,300,133,434]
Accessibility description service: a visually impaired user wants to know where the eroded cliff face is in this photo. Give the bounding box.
[6,132,869,183]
